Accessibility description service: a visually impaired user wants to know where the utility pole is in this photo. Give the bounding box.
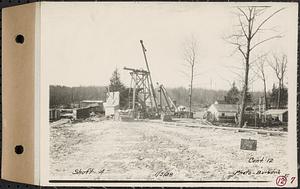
[254,105,257,127]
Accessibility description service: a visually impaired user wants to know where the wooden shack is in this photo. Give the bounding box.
[49,109,61,121]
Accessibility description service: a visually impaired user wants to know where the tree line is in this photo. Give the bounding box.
[223,82,287,108]
[49,81,267,110]
[50,85,106,108]
[50,66,286,111]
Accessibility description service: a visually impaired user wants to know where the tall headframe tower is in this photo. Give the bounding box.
[123,40,159,119]
[124,67,156,118]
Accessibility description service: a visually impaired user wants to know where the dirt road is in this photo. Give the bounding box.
[50,119,288,181]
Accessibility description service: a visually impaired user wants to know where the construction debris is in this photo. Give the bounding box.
[161,114,173,122]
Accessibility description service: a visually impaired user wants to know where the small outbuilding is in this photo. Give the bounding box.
[207,103,239,123]
[265,109,288,123]
[49,109,61,121]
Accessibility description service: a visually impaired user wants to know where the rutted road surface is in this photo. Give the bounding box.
[50,120,288,181]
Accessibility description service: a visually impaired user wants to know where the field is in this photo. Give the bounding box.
[50,119,288,181]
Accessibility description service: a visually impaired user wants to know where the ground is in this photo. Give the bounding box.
[50,119,288,181]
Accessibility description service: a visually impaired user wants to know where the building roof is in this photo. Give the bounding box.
[211,104,239,112]
[265,109,288,115]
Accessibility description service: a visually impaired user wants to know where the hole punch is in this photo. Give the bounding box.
[15,145,24,154]
[15,34,24,44]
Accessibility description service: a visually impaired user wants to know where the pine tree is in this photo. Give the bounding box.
[224,82,240,104]
[109,69,126,92]
[108,69,129,109]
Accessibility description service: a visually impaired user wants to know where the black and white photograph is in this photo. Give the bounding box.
[45,2,297,186]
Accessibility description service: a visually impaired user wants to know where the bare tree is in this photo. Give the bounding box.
[268,53,287,108]
[182,36,200,118]
[225,6,284,127]
[252,54,268,112]
[225,61,258,93]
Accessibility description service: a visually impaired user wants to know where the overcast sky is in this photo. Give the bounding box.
[42,2,298,92]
